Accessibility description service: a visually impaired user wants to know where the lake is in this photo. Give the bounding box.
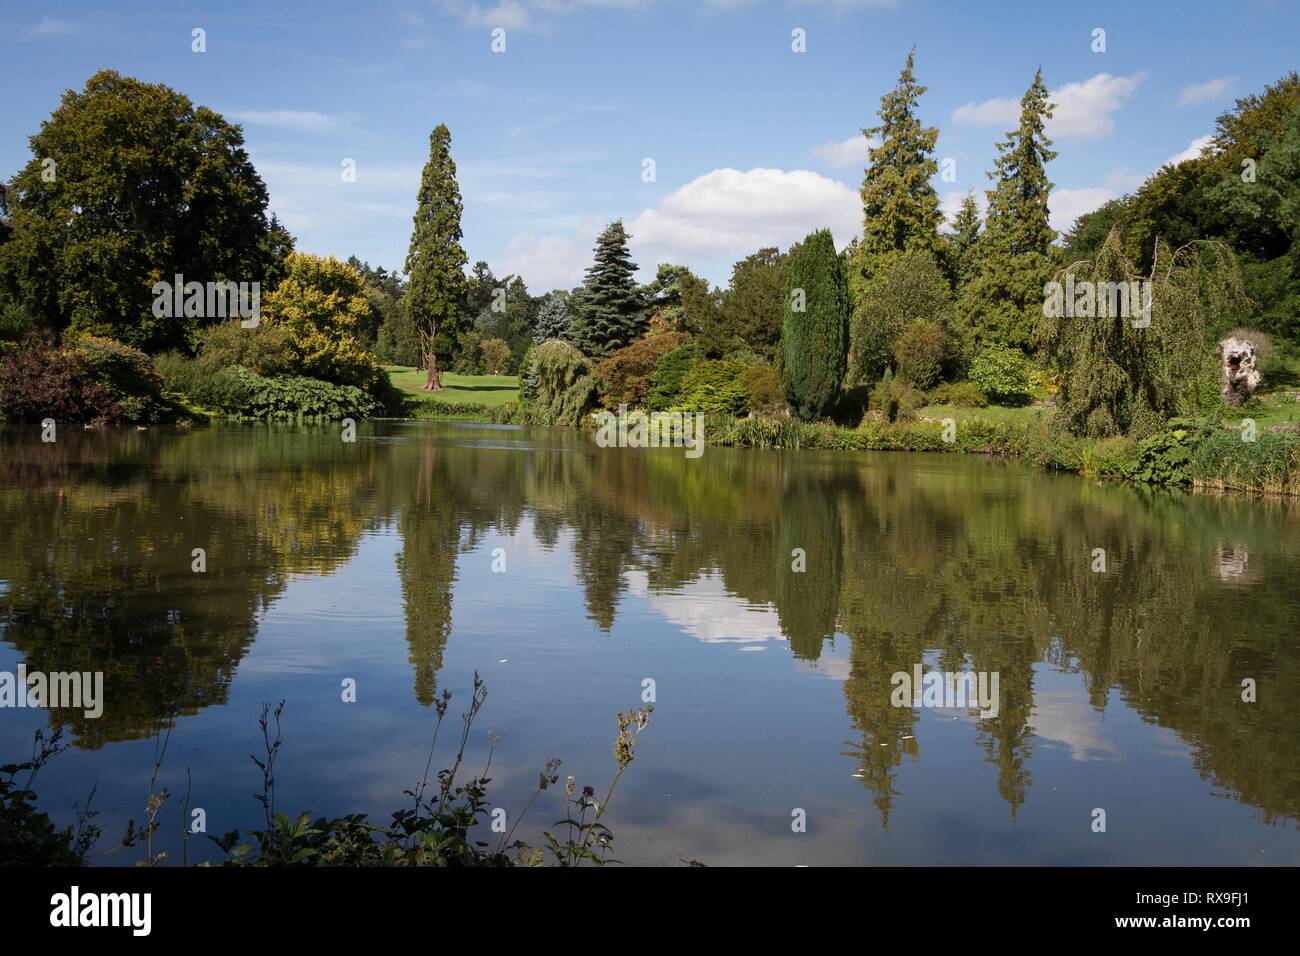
[1,420,1297,865]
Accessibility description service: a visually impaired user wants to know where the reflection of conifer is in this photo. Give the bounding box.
[397,444,460,705]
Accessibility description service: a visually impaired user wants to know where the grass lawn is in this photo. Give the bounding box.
[384,366,519,406]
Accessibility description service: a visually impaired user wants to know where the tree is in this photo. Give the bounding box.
[405,124,468,390]
[345,256,405,348]
[0,70,290,352]
[781,229,848,420]
[534,292,570,342]
[376,296,421,367]
[261,253,382,391]
[569,221,645,359]
[855,50,942,268]
[946,191,982,290]
[960,68,1058,349]
[475,273,534,361]
[591,329,689,409]
[985,68,1057,257]
[721,247,791,359]
[1039,227,1249,437]
[850,247,956,383]
[466,261,498,314]
[479,336,513,375]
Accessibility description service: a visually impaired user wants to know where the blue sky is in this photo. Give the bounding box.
[2,0,1297,292]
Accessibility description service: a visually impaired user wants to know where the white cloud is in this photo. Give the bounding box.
[1176,77,1235,108]
[952,72,1146,140]
[1163,134,1215,167]
[1049,187,1118,235]
[1048,169,1144,235]
[497,220,605,291]
[436,0,650,31]
[627,167,859,267]
[626,570,785,646]
[793,0,898,7]
[1048,72,1146,139]
[808,133,875,168]
[229,110,345,132]
[952,96,1019,128]
[497,167,858,290]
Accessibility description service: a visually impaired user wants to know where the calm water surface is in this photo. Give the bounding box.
[1,421,1297,865]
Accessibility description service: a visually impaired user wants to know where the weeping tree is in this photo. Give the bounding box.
[528,339,597,426]
[1039,226,1250,437]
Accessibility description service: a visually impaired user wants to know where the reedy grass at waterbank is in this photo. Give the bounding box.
[1,676,656,867]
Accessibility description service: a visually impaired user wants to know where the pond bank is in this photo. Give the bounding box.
[404,398,1300,497]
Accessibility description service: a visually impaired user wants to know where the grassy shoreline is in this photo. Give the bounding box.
[388,369,1300,497]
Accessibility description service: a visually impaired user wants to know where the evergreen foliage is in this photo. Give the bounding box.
[405,124,469,390]
[781,229,849,420]
[569,222,645,359]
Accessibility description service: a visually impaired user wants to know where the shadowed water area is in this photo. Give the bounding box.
[1,421,1297,865]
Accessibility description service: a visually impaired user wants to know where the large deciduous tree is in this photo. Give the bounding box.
[781,229,848,420]
[405,124,469,390]
[0,70,290,352]
[721,246,792,360]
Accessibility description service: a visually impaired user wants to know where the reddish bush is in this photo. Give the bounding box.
[592,330,689,410]
[0,346,122,423]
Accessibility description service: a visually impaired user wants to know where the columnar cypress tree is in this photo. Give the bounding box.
[569,221,645,359]
[857,50,943,266]
[781,229,849,420]
[961,68,1057,349]
[405,124,468,390]
[533,293,569,342]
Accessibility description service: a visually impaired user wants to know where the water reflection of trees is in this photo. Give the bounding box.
[0,424,1295,827]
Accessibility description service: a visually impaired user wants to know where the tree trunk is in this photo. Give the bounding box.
[421,326,444,391]
[423,351,443,390]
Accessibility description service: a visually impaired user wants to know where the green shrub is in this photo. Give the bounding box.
[739,364,784,415]
[893,318,946,389]
[198,320,295,377]
[208,366,382,420]
[870,368,924,422]
[850,247,957,383]
[647,342,703,410]
[1126,417,1216,485]
[674,359,749,415]
[927,380,988,408]
[970,343,1030,405]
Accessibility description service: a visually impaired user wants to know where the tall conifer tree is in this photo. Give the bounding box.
[569,221,644,359]
[857,50,943,266]
[984,67,1057,256]
[961,69,1058,349]
[781,229,849,420]
[405,124,468,390]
